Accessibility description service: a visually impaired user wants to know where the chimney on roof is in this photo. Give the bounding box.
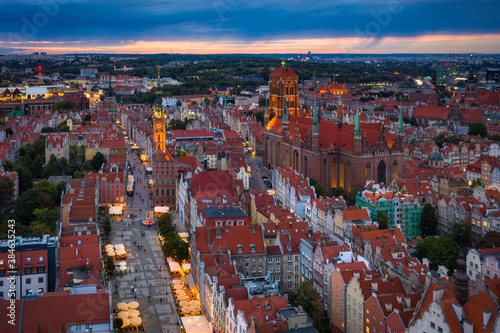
[405,296,411,308]
[251,224,255,233]
[207,227,211,244]
[371,281,378,291]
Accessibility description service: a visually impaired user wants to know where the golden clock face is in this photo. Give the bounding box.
[155,123,163,131]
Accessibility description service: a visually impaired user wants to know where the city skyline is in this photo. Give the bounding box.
[1,0,500,54]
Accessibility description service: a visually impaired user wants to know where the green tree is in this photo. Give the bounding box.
[32,155,44,178]
[83,114,91,121]
[451,222,472,248]
[91,152,106,171]
[13,165,33,193]
[54,100,73,111]
[41,127,55,132]
[288,281,319,319]
[309,178,325,197]
[476,231,500,249]
[0,176,14,208]
[468,122,488,138]
[288,280,327,331]
[114,318,122,329]
[377,211,389,230]
[158,213,173,228]
[5,128,13,137]
[107,259,116,276]
[172,238,190,264]
[470,178,485,188]
[421,203,438,237]
[103,219,111,235]
[415,236,459,272]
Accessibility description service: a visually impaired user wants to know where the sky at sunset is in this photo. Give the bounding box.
[1,0,499,54]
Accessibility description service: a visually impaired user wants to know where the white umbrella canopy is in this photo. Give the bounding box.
[175,289,185,295]
[106,251,115,256]
[172,279,181,285]
[117,302,128,311]
[181,306,191,313]
[117,311,130,319]
[121,318,131,327]
[129,309,140,317]
[130,317,142,326]
[174,284,184,290]
[191,306,201,313]
[189,300,199,307]
[114,244,125,249]
[105,244,114,249]
[128,301,139,309]
[179,301,189,307]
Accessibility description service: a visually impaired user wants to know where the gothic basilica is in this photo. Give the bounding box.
[263,66,404,192]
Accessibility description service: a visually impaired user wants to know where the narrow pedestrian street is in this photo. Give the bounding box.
[108,147,184,332]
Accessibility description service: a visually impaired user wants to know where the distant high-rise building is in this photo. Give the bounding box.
[436,61,459,85]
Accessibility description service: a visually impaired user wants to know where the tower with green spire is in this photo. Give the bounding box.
[397,105,404,135]
[312,97,319,152]
[337,94,343,123]
[312,97,319,131]
[354,104,361,135]
[353,104,362,155]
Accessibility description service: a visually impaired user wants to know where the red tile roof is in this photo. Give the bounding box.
[0,292,110,331]
[233,295,288,325]
[413,105,449,120]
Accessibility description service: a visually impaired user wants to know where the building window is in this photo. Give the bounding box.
[268,258,273,263]
[38,277,43,283]
[430,322,435,329]
[26,278,31,284]
[26,257,31,263]
[25,268,32,274]
[37,267,44,273]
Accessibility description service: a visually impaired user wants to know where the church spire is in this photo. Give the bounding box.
[283,89,288,124]
[397,104,404,134]
[312,96,319,131]
[354,104,361,135]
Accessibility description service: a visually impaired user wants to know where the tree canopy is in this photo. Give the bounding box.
[0,176,14,208]
[421,203,438,237]
[477,231,500,249]
[415,236,459,272]
[377,211,389,230]
[54,100,73,111]
[468,122,488,138]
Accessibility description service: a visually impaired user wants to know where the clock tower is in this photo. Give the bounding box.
[153,94,166,152]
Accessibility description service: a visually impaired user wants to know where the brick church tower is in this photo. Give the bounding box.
[269,62,299,118]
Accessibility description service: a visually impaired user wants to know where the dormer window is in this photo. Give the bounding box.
[237,244,243,254]
[250,244,256,253]
[287,243,292,252]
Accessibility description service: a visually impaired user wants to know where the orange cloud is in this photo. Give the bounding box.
[6,34,500,54]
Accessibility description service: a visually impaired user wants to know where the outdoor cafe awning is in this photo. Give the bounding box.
[109,206,123,215]
[168,261,181,273]
[181,315,211,333]
[186,274,197,291]
[154,206,170,213]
